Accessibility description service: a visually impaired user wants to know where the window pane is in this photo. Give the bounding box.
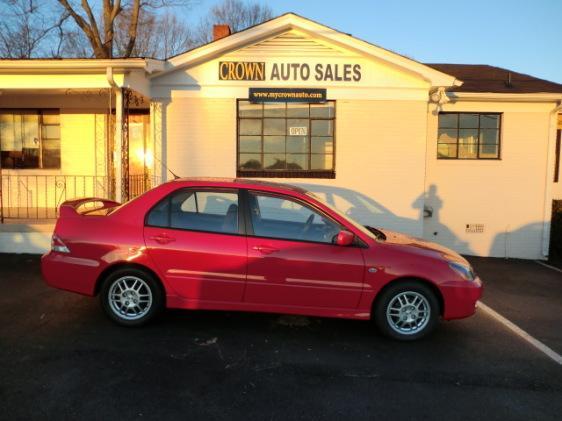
[458,144,478,159]
[264,154,286,169]
[239,101,262,118]
[287,103,309,118]
[480,114,500,129]
[42,125,60,140]
[480,129,499,144]
[179,193,197,212]
[312,137,333,154]
[264,102,286,117]
[287,119,308,135]
[250,193,340,243]
[255,195,310,223]
[239,136,261,153]
[287,154,308,170]
[287,136,308,153]
[264,136,285,153]
[42,140,61,169]
[438,114,458,128]
[459,113,479,128]
[170,190,239,234]
[0,114,16,150]
[263,118,285,135]
[311,154,333,170]
[22,114,39,148]
[146,197,170,227]
[437,143,457,158]
[310,102,334,118]
[459,129,478,145]
[239,153,262,170]
[197,192,238,215]
[311,120,333,136]
[479,143,499,158]
[438,128,457,143]
[240,119,261,135]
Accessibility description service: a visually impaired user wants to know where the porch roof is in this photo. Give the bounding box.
[0,58,164,97]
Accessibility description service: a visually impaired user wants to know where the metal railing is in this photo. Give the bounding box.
[129,174,162,200]
[0,174,161,221]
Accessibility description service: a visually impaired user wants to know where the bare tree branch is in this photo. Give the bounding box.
[124,0,140,57]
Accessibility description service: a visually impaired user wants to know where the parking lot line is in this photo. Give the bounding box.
[534,260,562,273]
[478,302,562,366]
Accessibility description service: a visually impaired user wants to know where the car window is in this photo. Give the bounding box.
[249,192,341,244]
[146,189,239,234]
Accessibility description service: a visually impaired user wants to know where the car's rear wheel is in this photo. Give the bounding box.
[100,268,163,327]
[374,281,439,341]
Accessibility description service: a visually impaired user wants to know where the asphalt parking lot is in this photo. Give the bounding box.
[1,254,561,420]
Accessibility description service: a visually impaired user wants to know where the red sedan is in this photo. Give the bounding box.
[41,178,482,340]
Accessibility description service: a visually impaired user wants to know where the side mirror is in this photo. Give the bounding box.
[335,230,354,246]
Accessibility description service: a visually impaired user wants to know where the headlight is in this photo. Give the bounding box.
[449,262,475,281]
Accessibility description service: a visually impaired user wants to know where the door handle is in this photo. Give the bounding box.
[252,245,279,255]
[149,234,176,244]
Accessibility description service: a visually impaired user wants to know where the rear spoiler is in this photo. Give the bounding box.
[59,197,121,218]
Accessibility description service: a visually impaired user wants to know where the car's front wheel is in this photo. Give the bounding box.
[100,268,163,327]
[374,281,439,341]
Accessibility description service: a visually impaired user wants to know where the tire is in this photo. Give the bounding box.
[374,281,439,341]
[100,267,164,327]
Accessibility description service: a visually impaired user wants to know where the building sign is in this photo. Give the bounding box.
[219,61,266,81]
[219,61,362,82]
[249,88,327,103]
[289,126,308,136]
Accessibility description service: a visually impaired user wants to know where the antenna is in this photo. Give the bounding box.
[153,155,181,180]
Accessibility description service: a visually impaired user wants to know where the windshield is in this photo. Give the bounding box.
[305,191,381,241]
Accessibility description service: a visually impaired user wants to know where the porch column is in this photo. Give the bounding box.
[114,88,123,202]
[150,100,165,182]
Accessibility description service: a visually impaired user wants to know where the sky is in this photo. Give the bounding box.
[184,0,562,84]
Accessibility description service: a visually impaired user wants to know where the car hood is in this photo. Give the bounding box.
[378,228,469,265]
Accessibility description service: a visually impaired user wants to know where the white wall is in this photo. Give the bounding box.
[163,96,428,237]
[424,101,554,259]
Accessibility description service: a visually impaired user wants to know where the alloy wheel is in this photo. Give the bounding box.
[385,291,431,335]
[108,276,153,321]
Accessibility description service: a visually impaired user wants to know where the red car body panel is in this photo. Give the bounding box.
[41,178,483,322]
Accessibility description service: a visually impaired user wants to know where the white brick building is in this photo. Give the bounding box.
[0,13,561,259]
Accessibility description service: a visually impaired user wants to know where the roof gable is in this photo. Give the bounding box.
[234,29,353,57]
[157,13,459,88]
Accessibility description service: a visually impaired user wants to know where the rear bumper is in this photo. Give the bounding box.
[41,251,100,296]
[441,276,483,320]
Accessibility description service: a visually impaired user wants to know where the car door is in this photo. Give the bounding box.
[144,188,247,303]
[243,190,365,309]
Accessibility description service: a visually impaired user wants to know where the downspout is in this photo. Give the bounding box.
[541,100,562,258]
[106,66,123,201]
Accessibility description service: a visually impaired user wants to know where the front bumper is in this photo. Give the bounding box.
[441,276,483,320]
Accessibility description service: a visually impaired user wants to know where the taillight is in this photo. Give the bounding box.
[51,234,70,253]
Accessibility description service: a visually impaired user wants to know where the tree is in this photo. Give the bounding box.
[0,0,273,59]
[191,0,272,46]
[113,9,193,58]
[56,0,193,58]
[0,0,68,58]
